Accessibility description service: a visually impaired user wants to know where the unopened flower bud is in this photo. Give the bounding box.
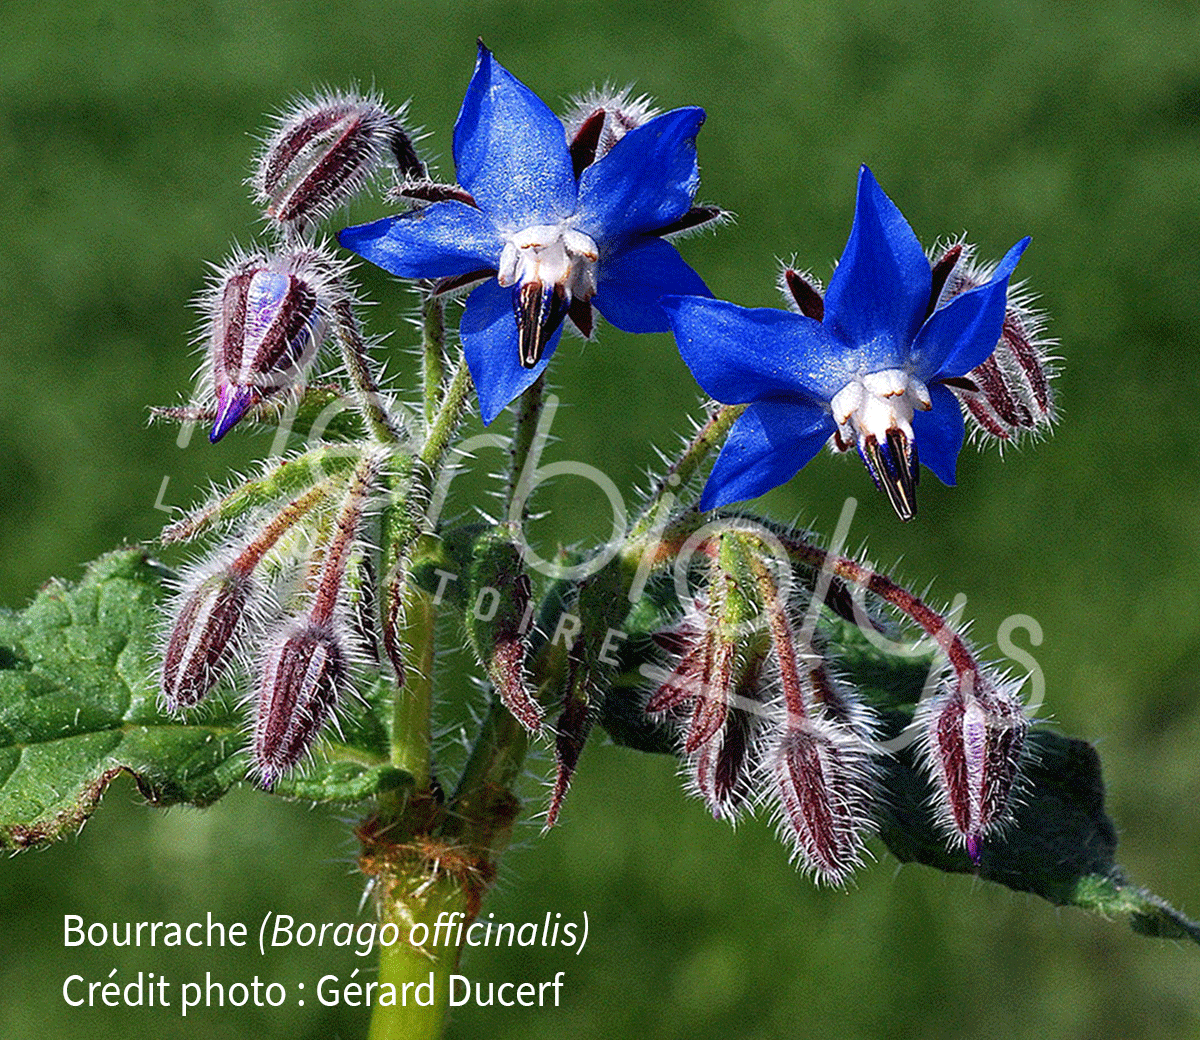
[161,567,252,710]
[561,85,659,174]
[205,247,335,442]
[253,620,348,789]
[646,538,774,822]
[751,543,878,882]
[465,528,542,731]
[930,241,1058,445]
[766,716,877,885]
[916,674,1029,862]
[254,91,419,231]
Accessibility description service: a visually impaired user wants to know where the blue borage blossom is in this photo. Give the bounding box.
[664,166,1029,519]
[339,42,714,424]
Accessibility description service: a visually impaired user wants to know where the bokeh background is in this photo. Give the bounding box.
[2,1,1199,1037]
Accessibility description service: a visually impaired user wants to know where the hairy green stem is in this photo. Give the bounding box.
[388,577,437,789]
[630,402,744,540]
[331,299,402,444]
[421,356,472,473]
[506,372,545,521]
[422,295,447,427]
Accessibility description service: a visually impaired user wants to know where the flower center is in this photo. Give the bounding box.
[828,368,932,521]
[497,223,599,368]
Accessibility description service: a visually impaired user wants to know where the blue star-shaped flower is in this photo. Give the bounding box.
[663,165,1029,519]
[339,43,712,424]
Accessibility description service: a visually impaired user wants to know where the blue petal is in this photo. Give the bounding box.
[576,107,705,248]
[663,296,842,404]
[592,237,710,334]
[911,384,965,486]
[822,166,932,362]
[461,279,561,425]
[912,238,1030,380]
[453,43,577,230]
[700,400,835,510]
[338,203,504,279]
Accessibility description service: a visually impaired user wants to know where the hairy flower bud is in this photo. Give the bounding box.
[253,620,348,789]
[465,528,542,732]
[645,532,780,822]
[253,90,420,231]
[161,567,252,710]
[748,542,878,883]
[766,716,877,886]
[916,674,1030,862]
[561,85,659,174]
[930,241,1058,446]
[204,246,336,442]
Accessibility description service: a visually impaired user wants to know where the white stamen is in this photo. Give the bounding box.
[829,367,931,449]
[496,222,599,302]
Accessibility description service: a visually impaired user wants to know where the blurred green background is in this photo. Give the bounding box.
[2,0,1199,1037]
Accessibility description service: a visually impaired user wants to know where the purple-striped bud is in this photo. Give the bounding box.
[253,91,420,231]
[751,546,878,883]
[205,248,333,442]
[646,550,774,823]
[916,674,1029,863]
[766,716,877,886]
[930,241,1058,446]
[161,568,252,710]
[253,620,348,789]
[562,86,659,175]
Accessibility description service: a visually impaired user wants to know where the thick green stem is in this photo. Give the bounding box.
[367,875,470,1040]
[389,579,437,788]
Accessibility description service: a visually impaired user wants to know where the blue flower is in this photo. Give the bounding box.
[663,166,1029,519]
[339,43,712,425]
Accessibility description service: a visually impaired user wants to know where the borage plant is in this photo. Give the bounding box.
[2,41,1196,1040]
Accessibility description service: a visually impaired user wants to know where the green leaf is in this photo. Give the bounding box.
[0,549,244,849]
[0,549,409,851]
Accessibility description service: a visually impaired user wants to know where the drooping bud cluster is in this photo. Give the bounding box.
[774,525,1034,866]
[184,88,418,442]
[644,530,879,883]
[639,521,1036,883]
[159,450,386,789]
